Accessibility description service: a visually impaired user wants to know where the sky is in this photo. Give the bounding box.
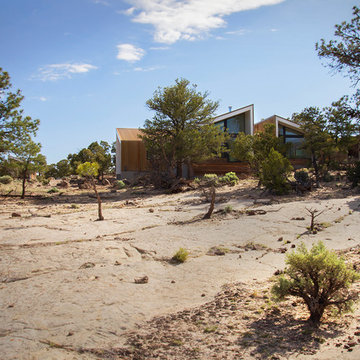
[0,0,357,164]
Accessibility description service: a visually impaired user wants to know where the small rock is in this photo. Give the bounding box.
[348,341,357,347]
[238,254,242,258]
[67,332,74,337]
[279,247,287,253]
[354,331,360,336]
[171,280,175,284]
[11,213,21,218]
[291,217,305,221]
[114,261,121,266]
[214,249,226,256]
[278,237,283,242]
[79,262,95,269]
[89,276,99,281]
[291,244,296,248]
[134,275,148,284]
[201,293,206,297]
[149,208,154,213]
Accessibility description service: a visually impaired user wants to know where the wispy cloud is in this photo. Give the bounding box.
[92,0,110,6]
[116,43,145,62]
[31,96,48,101]
[225,29,247,36]
[149,46,170,51]
[34,63,98,81]
[123,0,285,44]
[134,65,162,72]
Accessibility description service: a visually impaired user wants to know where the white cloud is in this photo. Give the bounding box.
[35,63,98,81]
[39,96,47,102]
[123,0,285,44]
[116,43,145,62]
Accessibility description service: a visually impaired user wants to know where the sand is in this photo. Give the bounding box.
[0,180,360,359]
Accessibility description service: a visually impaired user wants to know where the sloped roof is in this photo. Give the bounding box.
[116,128,143,141]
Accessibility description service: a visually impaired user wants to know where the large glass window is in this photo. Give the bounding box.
[279,125,307,158]
[227,114,245,134]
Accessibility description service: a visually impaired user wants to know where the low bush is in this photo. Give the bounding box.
[219,172,239,186]
[294,168,310,185]
[0,175,13,184]
[47,187,60,194]
[172,248,189,263]
[116,180,126,189]
[272,241,359,325]
[347,161,360,188]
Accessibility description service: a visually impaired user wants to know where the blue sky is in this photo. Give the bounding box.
[0,0,357,164]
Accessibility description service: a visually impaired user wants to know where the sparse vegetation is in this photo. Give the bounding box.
[272,241,359,325]
[47,187,59,194]
[347,161,360,188]
[0,175,13,184]
[116,180,126,189]
[219,172,239,186]
[172,248,189,263]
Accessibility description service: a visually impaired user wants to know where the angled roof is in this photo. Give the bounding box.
[213,104,254,123]
[116,128,143,141]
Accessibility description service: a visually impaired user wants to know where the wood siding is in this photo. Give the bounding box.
[192,158,251,177]
[121,141,149,172]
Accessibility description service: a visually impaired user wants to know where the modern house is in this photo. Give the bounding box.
[115,105,306,179]
[115,128,149,180]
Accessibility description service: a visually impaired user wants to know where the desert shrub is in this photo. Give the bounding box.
[260,148,293,195]
[172,248,189,263]
[116,180,126,189]
[347,161,360,188]
[0,175,13,184]
[272,241,359,325]
[42,178,50,185]
[47,187,59,194]
[223,205,233,213]
[219,172,239,186]
[203,173,218,181]
[294,168,310,185]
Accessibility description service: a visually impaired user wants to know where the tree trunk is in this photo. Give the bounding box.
[306,299,326,326]
[91,177,104,221]
[176,161,183,178]
[21,174,26,199]
[311,150,320,187]
[203,186,216,219]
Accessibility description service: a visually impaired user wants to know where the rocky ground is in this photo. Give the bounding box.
[0,178,359,359]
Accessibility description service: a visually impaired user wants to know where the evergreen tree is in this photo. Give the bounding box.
[142,78,226,179]
[0,68,39,159]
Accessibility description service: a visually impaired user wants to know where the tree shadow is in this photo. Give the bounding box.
[238,310,345,358]
[348,197,360,212]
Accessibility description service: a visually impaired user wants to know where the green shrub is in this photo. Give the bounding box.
[47,187,60,194]
[223,205,233,213]
[294,168,310,185]
[260,148,292,195]
[203,173,218,181]
[219,172,239,186]
[272,241,359,325]
[42,178,50,185]
[0,175,13,184]
[347,161,360,188]
[172,248,189,263]
[116,180,126,189]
